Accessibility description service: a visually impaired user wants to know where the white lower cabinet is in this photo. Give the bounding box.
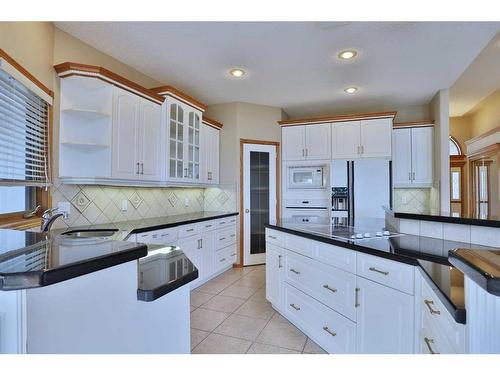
[266,244,284,311]
[131,217,238,289]
[355,276,414,354]
[265,228,469,354]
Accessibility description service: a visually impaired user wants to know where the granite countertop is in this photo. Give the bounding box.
[0,211,237,298]
[266,221,500,324]
[392,210,500,228]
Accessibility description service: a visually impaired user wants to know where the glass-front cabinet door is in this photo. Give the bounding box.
[168,101,185,179]
[187,111,201,181]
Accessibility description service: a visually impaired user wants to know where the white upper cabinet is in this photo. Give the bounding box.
[392,126,433,187]
[332,119,392,160]
[360,119,392,158]
[112,87,140,180]
[305,124,332,160]
[167,100,186,181]
[186,110,202,182]
[138,98,162,181]
[112,87,162,181]
[392,128,413,186]
[166,99,206,184]
[282,126,306,161]
[282,124,331,161]
[411,127,433,185]
[332,121,361,159]
[201,124,220,184]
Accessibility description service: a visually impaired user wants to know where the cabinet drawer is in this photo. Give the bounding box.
[420,276,465,352]
[314,242,356,274]
[216,216,237,229]
[420,318,459,354]
[177,223,201,239]
[284,283,356,354]
[265,228,284,247]
[284,233,314,258]
[216,226,237,249]
[357,253,414,295]
[156,228,178,244]
[200,220,216,232]
[284,250,357,321]
[214,244,237,272]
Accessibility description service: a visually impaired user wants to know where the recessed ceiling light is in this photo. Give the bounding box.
[229,68,245,77]
[344,87,358,94]
[338,50,357,60]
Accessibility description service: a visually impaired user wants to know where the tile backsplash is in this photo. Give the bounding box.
[51,179,237,229]
[393,188,431,214]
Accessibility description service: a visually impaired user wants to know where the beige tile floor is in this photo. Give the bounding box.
[190,265,327,354]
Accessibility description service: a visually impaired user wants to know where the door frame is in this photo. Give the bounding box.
[238,138,280,267]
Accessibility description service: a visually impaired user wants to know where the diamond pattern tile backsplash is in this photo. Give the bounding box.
[51,179,207,229]
[393,188,431,214]
[203,184,237,212]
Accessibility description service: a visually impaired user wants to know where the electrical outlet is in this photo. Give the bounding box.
[121,199,128,212]
[401,195,408,205]
[184,197,189,207]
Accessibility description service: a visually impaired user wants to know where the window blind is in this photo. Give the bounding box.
[0,68,50,187]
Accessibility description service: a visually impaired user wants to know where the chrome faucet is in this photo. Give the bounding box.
[41,207,68,232]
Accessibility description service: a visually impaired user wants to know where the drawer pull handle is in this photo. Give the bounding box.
[369,267,389,276]
[268,235,277,240]
[290,303,300,311]
[220,258,227,262]
[219,237,226,241]
[230,234,236,237]
[290,268,300,275]
[186,229,194,232]
[220,221,226,225]
[323,284,337,293]
[424,337,439,354]
[323,326,337,337]
[424,300,441,315]
[278,255,282,268]
[230,253,236,257]
[205,225,212,228]
[355,287,360,307]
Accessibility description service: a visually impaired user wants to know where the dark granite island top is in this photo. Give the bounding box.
[393,211,500,228]
[0,228,147,290]
[1,211,236,298]
[266,221,500,324]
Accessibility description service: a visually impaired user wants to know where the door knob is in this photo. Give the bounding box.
[245,209,250,213]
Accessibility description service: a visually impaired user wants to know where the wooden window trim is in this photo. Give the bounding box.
[0,50,53,230]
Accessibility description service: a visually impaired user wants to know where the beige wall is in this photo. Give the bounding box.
[467,88,500,138]
[393,104,431,123]
[449,116,471,153]
[0,22,54,91]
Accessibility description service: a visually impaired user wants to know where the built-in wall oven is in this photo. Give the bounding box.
[283,199,330,224]
[287,165,327,189]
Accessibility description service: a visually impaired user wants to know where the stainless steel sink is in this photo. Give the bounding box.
[60,229,118,240]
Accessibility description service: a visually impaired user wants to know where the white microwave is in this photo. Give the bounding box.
[287,165,326,189]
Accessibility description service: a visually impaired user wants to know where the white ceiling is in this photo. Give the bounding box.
[55,22,499,118]
[450,31,500,117]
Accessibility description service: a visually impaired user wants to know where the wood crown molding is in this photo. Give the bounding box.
[54,62,165,104]
[393,120,435,128]
[202,116,223,129]
[150,85,208,112]
[278,111,397,126]
[0,48,54,98]
[467,143,500,160]
[465,125,500,146]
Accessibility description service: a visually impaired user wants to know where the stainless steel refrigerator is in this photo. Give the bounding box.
[331,159,392,227]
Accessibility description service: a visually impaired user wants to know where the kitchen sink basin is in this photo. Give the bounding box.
[60,229,118,240]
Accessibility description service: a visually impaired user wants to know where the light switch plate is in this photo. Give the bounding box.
[184,197,189,207]
[121,199,128,212]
